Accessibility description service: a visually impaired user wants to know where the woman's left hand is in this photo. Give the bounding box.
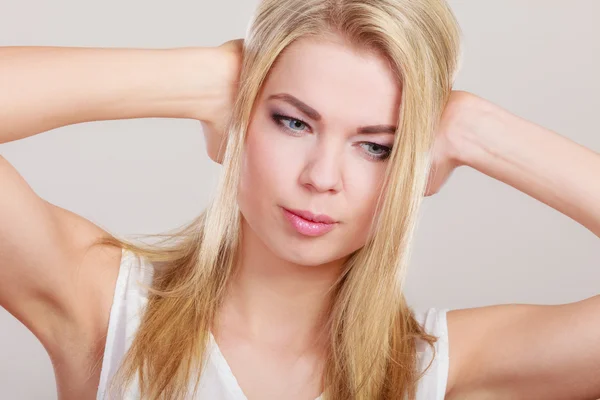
[424,90,474,197]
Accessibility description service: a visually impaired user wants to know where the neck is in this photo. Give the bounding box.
[217,217,345,353]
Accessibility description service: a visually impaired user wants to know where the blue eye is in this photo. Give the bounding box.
[271,113,310,135]
[359,142,392,161]
[271,112,391,162]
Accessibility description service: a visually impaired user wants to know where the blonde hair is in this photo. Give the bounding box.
[96,0,462,398]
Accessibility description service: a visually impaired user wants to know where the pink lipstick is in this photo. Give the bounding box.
[282,207,337,237]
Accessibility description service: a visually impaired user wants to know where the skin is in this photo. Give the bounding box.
[215,36,401,399]
[1,32,599,400]
[212,35,600,399]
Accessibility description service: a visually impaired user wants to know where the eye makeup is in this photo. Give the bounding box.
[359,142,392,161]
[269,110,392,161]
[271,112,311,136]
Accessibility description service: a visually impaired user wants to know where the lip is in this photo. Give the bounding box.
[281,207,338,237]
[285,208,337,224]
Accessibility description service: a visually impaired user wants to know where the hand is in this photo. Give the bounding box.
[199,39,244,164]
[424,90,474,196]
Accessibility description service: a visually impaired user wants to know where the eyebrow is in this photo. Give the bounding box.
[267,93,397,134]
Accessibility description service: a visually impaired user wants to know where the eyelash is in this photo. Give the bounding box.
[270,113,392,161]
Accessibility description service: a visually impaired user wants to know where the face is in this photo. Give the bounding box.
[238,34,402,267]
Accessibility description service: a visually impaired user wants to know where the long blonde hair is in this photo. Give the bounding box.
[96,0,462,398]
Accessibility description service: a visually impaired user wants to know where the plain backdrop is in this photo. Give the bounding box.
[1,0,599,398]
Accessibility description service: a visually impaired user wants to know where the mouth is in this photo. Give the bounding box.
[281,207,338,237]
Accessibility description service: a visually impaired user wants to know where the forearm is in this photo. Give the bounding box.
[0,46,219,144]
[456,96,600,237]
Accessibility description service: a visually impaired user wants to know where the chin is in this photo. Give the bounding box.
[269,233,353,268]
[257,232,319,264]
[282,249,336,267]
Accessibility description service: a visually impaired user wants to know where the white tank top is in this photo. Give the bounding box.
[96,248,450,399]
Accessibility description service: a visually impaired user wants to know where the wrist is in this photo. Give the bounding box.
[447,92,508,171]
[160,46,228,121]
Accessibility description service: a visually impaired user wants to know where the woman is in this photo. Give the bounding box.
[1,0,599,399]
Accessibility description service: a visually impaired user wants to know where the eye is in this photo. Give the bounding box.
[358,142,392,161]
[271,113,311,136]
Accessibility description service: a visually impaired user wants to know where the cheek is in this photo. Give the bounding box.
[238,125,301,214]
[342,163,386,238]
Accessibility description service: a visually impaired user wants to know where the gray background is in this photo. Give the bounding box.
[1,1,598,398]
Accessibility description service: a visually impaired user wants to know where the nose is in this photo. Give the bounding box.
[299,137,343,194]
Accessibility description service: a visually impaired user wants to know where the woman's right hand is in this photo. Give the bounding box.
[197,39,244,164]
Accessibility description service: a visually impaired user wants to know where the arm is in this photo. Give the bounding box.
[451,92,600,237]
[0,45,225,143]
[443,92,600,399]
[447,297,600,399]
[0,45,234,365]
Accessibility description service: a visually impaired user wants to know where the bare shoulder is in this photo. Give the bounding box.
[445,297,600,399]
[0,154,122,362]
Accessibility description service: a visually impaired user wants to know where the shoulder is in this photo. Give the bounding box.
[413,308,451,399]
[111,248,156,310]
[414,307,449,338]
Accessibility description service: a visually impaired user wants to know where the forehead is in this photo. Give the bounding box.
[259,36,402,126]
